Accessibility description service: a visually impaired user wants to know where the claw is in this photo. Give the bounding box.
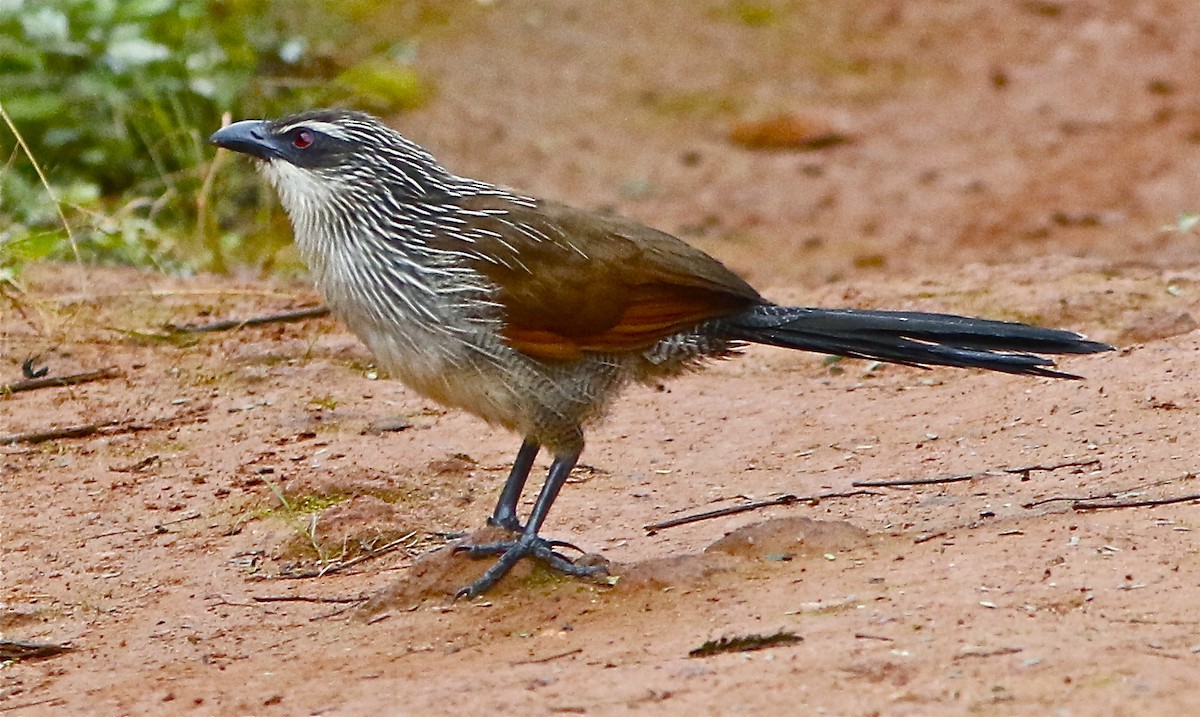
[454,534,608,599]
[543,538,587,554]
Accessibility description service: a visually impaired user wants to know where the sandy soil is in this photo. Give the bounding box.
[5,1,1200,714]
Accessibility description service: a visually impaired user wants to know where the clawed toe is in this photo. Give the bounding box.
[542,538,587,554]
[454,534,608,599]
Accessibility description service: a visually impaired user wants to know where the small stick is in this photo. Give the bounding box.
[855,458,1101,489]
[689,631,803,658]
[511,647,584,666]
[644,490,877,533]
[1,405,206,446]
[85,510,203,542]
[267,532,417,580]
[1025,474,1193,509]
[111,454,160,473]
[0,422,116,445]
[50,288,311,305]
[853,473,979,488]
[252,595,366,604]
[1004,459,1101,476]
[156,511,202,528]
[954,645,1023,660]
[0,638,73,661]
[1073,494,1200,511]
[166,306,330,334]
[0,367,121,395]
[0,697,66,713]
[310,603,362,622]
[1024,494,1113,509]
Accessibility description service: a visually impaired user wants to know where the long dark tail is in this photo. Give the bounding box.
[716,305,1112,379]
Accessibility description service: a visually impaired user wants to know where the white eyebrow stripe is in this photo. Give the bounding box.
[276,120,350,140]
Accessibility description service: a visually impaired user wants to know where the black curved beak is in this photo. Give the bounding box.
[209,120,275,160]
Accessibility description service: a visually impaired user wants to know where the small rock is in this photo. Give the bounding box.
[363,415,412,434]
[729,113,851,151]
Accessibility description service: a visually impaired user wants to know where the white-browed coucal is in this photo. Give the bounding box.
[210,109,1112,597]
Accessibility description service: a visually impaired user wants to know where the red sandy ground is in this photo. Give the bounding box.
[5,1,1200,714]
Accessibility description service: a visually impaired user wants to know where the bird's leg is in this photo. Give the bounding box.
[456,450,607,599]
[487,439,539,532]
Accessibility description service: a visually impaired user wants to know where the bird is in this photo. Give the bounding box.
[210,109,1112,598]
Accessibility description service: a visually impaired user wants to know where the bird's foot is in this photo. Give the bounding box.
[454,534,607,599]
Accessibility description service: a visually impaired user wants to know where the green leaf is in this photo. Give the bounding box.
[335,59,430,114]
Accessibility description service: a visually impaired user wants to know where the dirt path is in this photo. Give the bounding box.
[5,1,1200,714]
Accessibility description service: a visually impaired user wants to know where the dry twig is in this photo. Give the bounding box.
[0,421,119,445]
[689,631,802,658]
[1073,494,1200,511]
[855,458,1100,489]
[0,698,66,713]
[644,490,877,533]
[1,367,121,395]
[511,648,584,666]
[84,510,202,542]
[0,405,205,446]
[1024,474,1193,509]
[266,532,417,580]
[1004,458,1101,478]
[853,473,980,488]
[0,638,73,661]
[252,595,366,604]
[165,306,330,334]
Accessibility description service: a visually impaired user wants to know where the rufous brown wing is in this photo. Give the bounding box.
[430,196,764,359]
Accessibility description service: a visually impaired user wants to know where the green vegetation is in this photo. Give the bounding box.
[0,0,436,281]
[1170,212,1199,234]
[308,394,339,411]
[727,1,780,27]
[643,89,743,120]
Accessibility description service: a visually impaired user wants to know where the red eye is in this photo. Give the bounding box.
[292,129,314,149]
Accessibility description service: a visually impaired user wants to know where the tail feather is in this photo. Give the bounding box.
[717,306,1112,379]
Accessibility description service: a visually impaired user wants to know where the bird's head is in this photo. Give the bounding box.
[210,109,455,219]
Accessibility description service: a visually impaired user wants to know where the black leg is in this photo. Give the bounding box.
[523,451,575,535]
[456,450,606,598]
[487,440,539,531]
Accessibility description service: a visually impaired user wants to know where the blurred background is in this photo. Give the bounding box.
[2,0,1199,288]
